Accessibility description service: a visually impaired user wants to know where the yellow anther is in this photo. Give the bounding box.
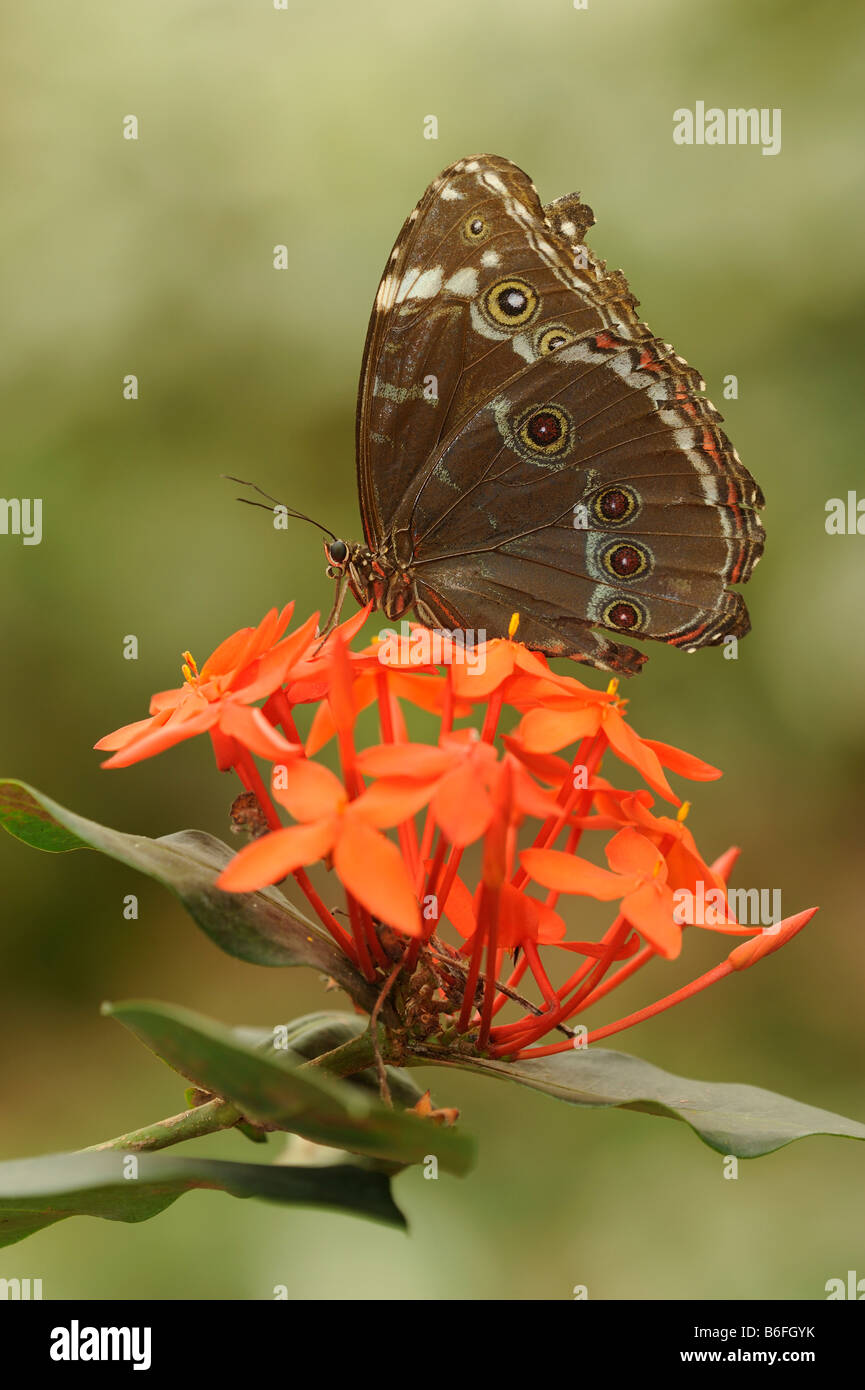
[508,611,521,639]
[652,857,663,878]
[677,800,691,823]
[606,678,619,696]
[181,650,199,685]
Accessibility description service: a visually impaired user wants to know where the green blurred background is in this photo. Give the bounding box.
[1,0,863,1299]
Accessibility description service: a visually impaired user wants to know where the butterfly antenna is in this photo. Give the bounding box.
[222,475,337,541]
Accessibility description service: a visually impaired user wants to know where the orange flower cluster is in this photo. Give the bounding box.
[96,604,816,1059]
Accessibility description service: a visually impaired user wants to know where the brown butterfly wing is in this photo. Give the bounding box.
[357,155,764,671]
[357,155,615,545]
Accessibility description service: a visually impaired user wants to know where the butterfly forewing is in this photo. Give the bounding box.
[355,154,764,671]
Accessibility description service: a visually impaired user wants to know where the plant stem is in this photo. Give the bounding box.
[300,1030,383,1078]
[80,1031,390,1156]
[82,1097,242,1153]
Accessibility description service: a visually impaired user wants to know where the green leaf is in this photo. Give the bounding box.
[105,999,474,1175]
[234,1011,425,1109]
[0,1149,405,1249]
[0,780,371,1002]
[435,1048,865,1158]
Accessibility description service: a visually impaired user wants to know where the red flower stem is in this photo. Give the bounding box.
[511,962,734,1058]
[457,910,486,1033]
[405,666,457,970]
[415,667,454,872]
[376,670,420,879]
[362,904,389,970]
[557,918,632,1017]
[291,868,358,961]
[430,844,464,927]
[271,689,303,746]
[578,943,655,1008]
[419,829,447,903]
[543,817,589,912]
[490,952,530,1017]
[346,892,376,981]
[477,886,500,1048]
[552,913,630,1003]
[440,669,455,738]
[403,831,450,973]
[416,812,438,888]
[510,733,605,890]
[337,725,363,801]
[522,939,559,1008]
[481,689,504,744]
[491,915,633,1051]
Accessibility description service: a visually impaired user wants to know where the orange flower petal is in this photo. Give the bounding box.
[520,848,632,900]
[431,872,477,939]
[710,845,740,883]
[352,777,435,829]
[497,885,567,948]
[239,611,320,702]
[201,626,260,679]
[305,674,376,755]
[327,636,356,734]
[641,737,722,783]
[356,743,451,779]
[217,820,334,891]
[448,640,514,699]
[149,686,187,714]
[502,735,571,785]
[433,762,494,845]
[517,706,600,754]
[100,707,218,767]
[620,882,681,959]
[511,759,560,820]
[333,819,421,936]
[271,758,344,821]
[388,669,466,716]
[603,708,679,805]
[94,714,166,752]
[606,826,664,880]
[218,703,300,760]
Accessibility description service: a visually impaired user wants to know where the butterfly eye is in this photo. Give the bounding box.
[482,277,539,328]
[601,541,651,580]
[327,539,349,566]
[515,403,573,457]
[462,215,490,243]
[593,485,639,527]
[536,324,576,355]
[602,598,647,632]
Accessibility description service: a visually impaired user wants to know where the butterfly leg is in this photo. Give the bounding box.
[316,569,352,641]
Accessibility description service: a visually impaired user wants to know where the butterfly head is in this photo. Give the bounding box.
[324,538,350,577]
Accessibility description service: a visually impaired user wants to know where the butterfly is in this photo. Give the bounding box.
[318,154,765,674]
